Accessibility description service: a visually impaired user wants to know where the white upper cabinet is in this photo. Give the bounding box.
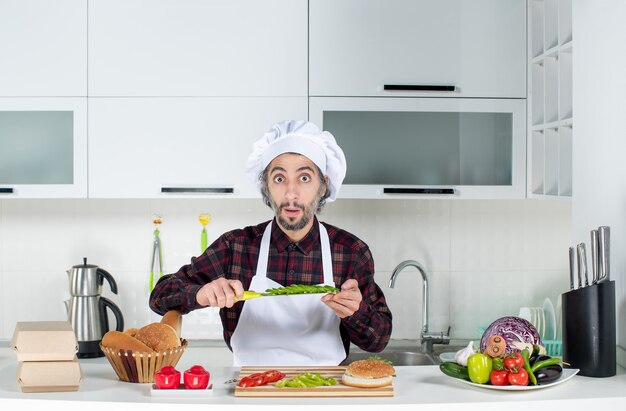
[310,97,527,199]
[88,97,307,198]
[0,0,87,97]
[528,0,573,199]
[0,98,88,198]
[88,0,307,97]
[309,0,527,98]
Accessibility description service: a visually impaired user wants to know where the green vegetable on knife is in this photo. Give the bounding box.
[237,284,340,301]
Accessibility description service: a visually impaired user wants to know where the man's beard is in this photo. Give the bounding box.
[272,195,321,232]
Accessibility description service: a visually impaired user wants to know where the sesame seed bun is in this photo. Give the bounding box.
[342,359,396,388]
[134,322,180,351]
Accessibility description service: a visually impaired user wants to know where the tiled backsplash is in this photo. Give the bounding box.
[0,198,571,342]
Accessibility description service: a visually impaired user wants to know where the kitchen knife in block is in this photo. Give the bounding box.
[576,243,587,288]
[568,247,575,290]
[590,230,599,284]
[597,226,610,283]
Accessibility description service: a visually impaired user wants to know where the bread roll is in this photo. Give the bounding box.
[341,359,396,388]
[101,330,154,353]
[160,310,182,338]
[123,328,139,338]
[135,323,181,351]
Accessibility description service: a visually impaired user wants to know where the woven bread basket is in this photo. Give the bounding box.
[100,339,187,383]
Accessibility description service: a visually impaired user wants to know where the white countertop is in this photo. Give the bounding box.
[1,346,625,411]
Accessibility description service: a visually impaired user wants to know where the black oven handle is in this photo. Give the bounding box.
[161,187,234,194]
[384,188,455,195]
[384,84,456,92]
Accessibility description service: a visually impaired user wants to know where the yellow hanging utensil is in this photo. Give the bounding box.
[199,213,212,253]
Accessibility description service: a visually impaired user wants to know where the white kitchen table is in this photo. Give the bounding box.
[1,345,625,411]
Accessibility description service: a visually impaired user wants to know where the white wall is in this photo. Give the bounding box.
[0,198,570,344]
[572,1,626,366]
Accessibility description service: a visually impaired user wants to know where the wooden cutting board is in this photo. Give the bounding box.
[234,366,394,397]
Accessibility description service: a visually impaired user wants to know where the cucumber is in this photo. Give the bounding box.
[439,361,470,381]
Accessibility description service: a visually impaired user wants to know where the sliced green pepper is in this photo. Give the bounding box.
[275,373,337,389]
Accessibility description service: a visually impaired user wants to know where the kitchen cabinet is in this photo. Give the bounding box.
[310,97,526,199]
[88,0,307,97]
[528,0,573,198]
[0,0,87,97]
[309,0,527,98]
[88,97,307,198]
[0,98,88,198]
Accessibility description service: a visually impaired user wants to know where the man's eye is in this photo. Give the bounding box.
[273,176,284,183]
[299,175,310,182]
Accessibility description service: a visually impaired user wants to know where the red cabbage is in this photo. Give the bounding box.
[480,316,542,354]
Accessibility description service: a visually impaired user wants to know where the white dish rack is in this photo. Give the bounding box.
[518,297,562,356]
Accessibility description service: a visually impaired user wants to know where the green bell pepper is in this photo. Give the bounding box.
[467,353,493,384]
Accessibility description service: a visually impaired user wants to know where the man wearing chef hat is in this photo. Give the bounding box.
[150,120,392,366]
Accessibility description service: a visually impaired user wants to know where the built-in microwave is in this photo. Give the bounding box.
[309,97,526,199]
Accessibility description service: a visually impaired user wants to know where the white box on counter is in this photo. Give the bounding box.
[16,359,83,393]
[11,321,78,362]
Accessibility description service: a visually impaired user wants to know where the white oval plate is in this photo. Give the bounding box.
[448,368,579,391]
[543,297,557,340]
[439,352,456,363]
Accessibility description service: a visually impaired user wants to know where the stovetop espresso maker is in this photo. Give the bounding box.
[65,258,124,358]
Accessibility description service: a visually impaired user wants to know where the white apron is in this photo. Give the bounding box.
[230,221,346,366]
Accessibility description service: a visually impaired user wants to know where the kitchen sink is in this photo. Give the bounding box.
[342,350,438,366]
[342,343,466,366]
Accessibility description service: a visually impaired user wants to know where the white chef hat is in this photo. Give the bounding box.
[246,120,347,202]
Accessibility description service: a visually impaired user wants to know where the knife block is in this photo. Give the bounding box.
[561,281,616,377]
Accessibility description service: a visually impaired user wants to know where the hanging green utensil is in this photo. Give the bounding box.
[149,214,164,292]
[198,213,211,253]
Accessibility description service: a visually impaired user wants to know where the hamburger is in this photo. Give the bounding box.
[341,359,396,388]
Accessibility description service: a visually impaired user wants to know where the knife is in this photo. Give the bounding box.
[590,230,599,284]
[597,226,610,283]
[576,243,588,288]
[568,246,576,290]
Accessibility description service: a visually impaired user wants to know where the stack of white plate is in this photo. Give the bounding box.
[518,306,546,339]
[518,298,558,341]
[543,298,557,341]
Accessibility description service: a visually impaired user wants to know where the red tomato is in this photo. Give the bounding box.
[489,369,509,386]
[238,373,266,388]
[183,365,210,390]
[262,370,286,383]
[249,373,268,386]
[238,376,256,388]
[508,368,529,386]
[503,352,524,372]
[154,365,181,389]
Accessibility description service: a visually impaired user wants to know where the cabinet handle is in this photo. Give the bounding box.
[383,84,456,92]
[161,187,234,194]
[384,188,455,195]
[0,187,14,194]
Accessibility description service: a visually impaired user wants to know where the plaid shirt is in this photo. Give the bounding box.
[149,217,392,354]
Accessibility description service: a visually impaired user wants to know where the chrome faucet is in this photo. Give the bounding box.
[389,260,450,353]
